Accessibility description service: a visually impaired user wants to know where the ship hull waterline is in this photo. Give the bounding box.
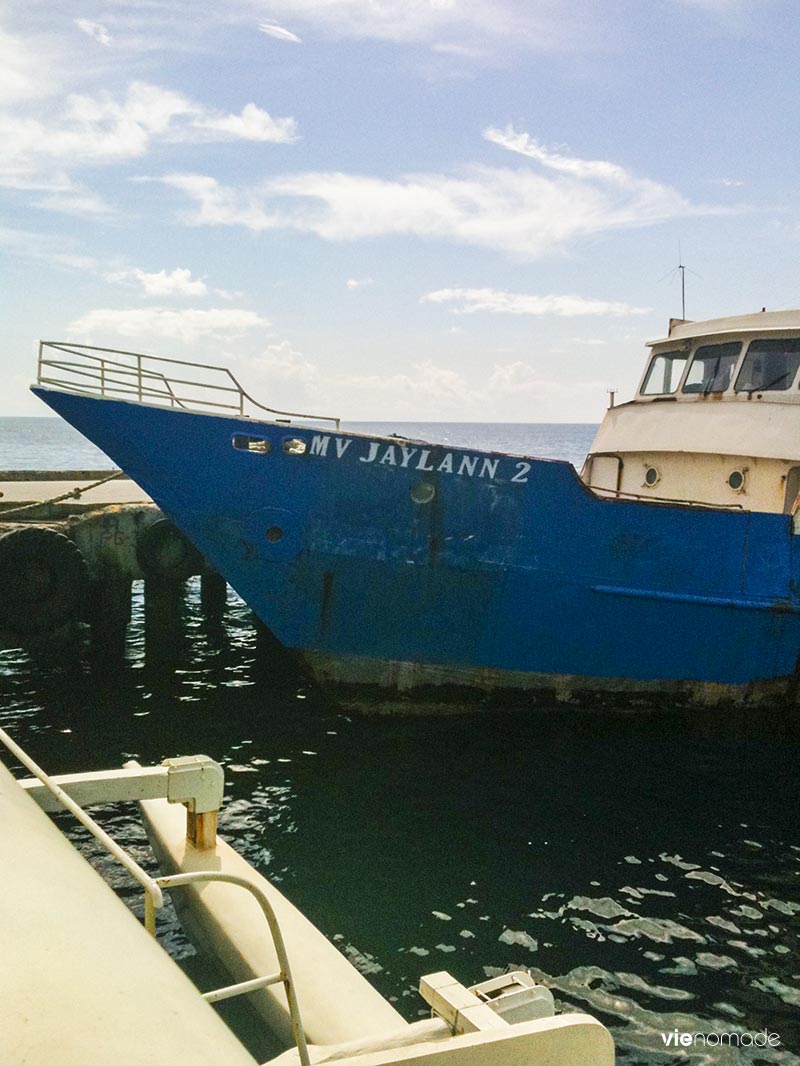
[32,386,800,712]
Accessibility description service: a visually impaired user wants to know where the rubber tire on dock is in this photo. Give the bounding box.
[136,519,204,581]
[0,526,89,635]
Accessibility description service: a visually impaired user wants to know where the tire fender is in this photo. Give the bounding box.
[136,519,204,580]
[0,526,89,635]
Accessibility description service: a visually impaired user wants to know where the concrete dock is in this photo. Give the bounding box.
[0,470,229,658]
[0,470,151,509]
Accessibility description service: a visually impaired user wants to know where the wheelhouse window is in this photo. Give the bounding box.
[640,350,688,395]
[681,342,741,394]
[734,338,800,392]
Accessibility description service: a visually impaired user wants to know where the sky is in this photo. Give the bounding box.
[3,0,800,422]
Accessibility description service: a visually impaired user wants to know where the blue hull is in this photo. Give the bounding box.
[33,387,800,708]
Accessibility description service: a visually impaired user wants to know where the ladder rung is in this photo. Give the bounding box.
[202,970,284,1004]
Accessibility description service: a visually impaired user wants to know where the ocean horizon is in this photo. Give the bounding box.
[0,416,598,472]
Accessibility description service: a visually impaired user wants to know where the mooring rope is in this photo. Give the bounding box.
[0,470,124,519]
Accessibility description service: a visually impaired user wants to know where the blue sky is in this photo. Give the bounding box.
[3,0,799,421]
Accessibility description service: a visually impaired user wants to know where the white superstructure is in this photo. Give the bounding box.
[582,310,800,513]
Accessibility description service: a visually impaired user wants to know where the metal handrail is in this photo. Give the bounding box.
[38,375,242,411]
[595,486,744,510]
[37,340,341,428]
[38,368,192,410]
[42,347,193,409]
[44,354,243,395]
[156,870,310,1066]
[2,730,310,1066]
[39,358,199,407]
[0,727,164,929]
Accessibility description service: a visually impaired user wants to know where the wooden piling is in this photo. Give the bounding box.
[89,578,132,663]
[200,571,227,617]
[144,580,185,665]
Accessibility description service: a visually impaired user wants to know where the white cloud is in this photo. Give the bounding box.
[262,0,494,42]
[0,28,62,105]
[34,186,117,220]
[66,307,270,343]
[3,169,118,219]
[484,361,609,412]
[159,126,717,258]
[105,267,209,296]
[431,42,485,58]
[484,126,632,183]
[237,339,611,421]
[347,361,475,413]
[4,1,608,70]
[180,102,297,144]
[256,1,581,53]
[668,0,757,33]
[259,22,303,44]
[75,19,112,46]
[422,288,650,317]
[0,227,241,307]
[346,277,374,289]
[254,342,320,386]
[348,358,607,420]
[673,0,748,9]
[159,173,280,230]
[0,225,99,272]
[0,80,297,183]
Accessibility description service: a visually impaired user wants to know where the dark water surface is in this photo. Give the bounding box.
[1,419,799,1063]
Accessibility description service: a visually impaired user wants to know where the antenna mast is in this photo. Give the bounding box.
[679,262,686,320]
[658,247,700,320]
[678,240,686,319]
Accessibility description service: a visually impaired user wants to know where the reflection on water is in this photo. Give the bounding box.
[1,581,799,1064]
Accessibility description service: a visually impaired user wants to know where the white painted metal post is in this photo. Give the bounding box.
[157,871,311,1066]
[0,728,165,919]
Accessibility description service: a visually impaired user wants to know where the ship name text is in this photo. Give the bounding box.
[308,435,530,484]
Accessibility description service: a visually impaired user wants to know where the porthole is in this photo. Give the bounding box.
[727,469,746,492]
[643,465,661,488]
[265,526,284,542]
[232,434,271,454]
[410,481,436,505]
[282,438,307,455]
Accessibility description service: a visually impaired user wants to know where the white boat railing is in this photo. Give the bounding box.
[0,726,165,928]
[157,870,310,1065]
[37,341,341,429]
[1,730,311,1065]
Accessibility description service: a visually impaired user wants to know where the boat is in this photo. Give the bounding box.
[0,727,614,1065]
[30,311,800,710]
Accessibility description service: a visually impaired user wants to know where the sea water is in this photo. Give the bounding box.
[0,417,596,471]
[0,418,798,1063]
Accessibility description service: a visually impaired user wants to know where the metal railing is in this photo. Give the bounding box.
[157,871,310,1065]
[0,725,165,930]
[37,341,340,429]
[1,729,310,1065]
[595,486,745,509]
